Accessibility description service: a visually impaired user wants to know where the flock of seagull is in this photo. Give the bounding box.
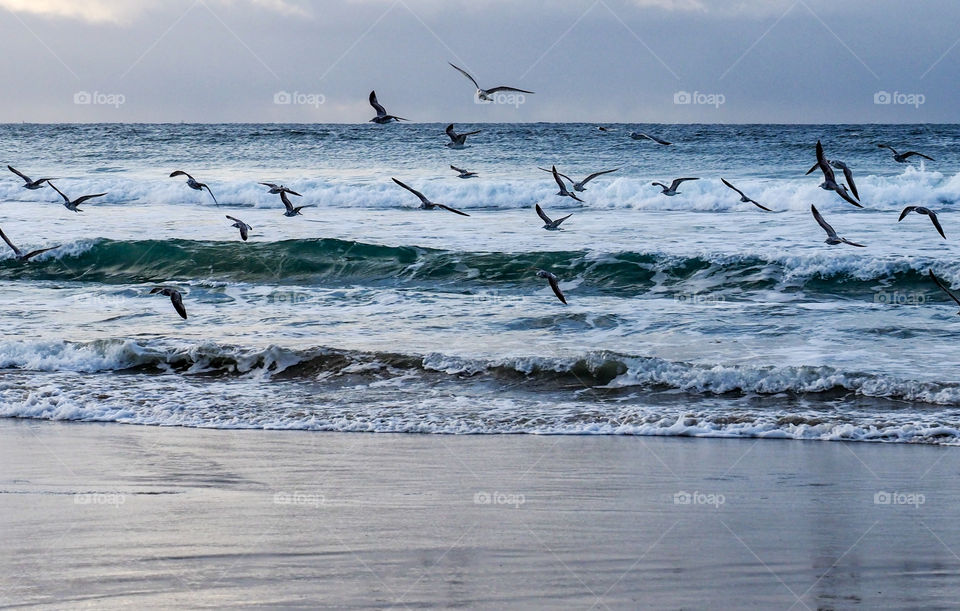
[0,64,954,314]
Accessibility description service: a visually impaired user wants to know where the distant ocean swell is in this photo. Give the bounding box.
[1,238,957,299]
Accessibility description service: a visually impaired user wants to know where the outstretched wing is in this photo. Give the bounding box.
[551,166,569,192]
[486,86,534,95]
[929,211,947,239]
[435,203,470,217]
[539,167,573,184]
[169,291,187,320]
[445,124,457,140]
[898,206,917,222]
[720,178,746,199]
[47,182,71,204]
[170,170,193,180]
[448,62,480,89]
[669,177,698,191]
[816,141,836,183]
[369,91,387,117]
[450,165,466,174]
[580,168,618,185]
[392,178,429,205]
[546,275,567,304]
[810,204,837,239]
[535,203,553,224]
[841,166,859,200]
[0,226,21,256]
[202,185,218,206]
[902,151,934,161]
[22,246,59,261]
[929,269,960,307]
[73,193,107,206]
[7,165,29,182]
[280,190,295,212]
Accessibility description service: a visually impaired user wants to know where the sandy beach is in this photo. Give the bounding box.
[0,420,958,609]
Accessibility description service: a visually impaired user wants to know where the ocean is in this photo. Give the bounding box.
[1,122,959,443]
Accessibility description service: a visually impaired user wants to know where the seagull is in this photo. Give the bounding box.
[929,269,960,315]
[537,167,618,192]
[450,165,478,179]
[7,165,54,190]
[813,141,861,208]
[535,269,567,304]
[445,124,481,149]
[630,132,671,145]
[597,126,612,132]
[392,178,469,216]
[150,287,187,320]
[806,159,859,201]
[535,203,572,231]
[898,206,946,239]
[170,170,218,205]
[226,215,252,241]
[448,62,534,102]
[878,144,934,163]
[550,166,583,203]
[368,90,406,124]
[47,182,106,213]
[811,204,865,247]
[720,178,773,211]
[0,226,58,262]
[279,191,314,217]
[259,182,301,197]
[652,177,698,196]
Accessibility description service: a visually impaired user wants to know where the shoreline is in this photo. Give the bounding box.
[3,419,960,608]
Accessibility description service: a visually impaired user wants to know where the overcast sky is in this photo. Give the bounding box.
[0,0,957,123]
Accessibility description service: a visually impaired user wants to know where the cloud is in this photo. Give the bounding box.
[0,0,308,24]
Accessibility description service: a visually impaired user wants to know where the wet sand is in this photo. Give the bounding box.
[2,420,959,609]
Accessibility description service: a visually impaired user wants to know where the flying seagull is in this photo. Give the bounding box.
[226,215,252,241]
[878,144,934,163]
[550,166,583,202]
[898,206,946,239]
[652,177,698,196]
[0,226,58,262]
[813,141,861,208]
[392,178,469,216]
[450,165,477,179]
[929,269,960,315]
[720,178,773,211]
[630,132,671,145]
[806,158,860,201]
[535,269,567,304]
[448,62,534,102]
[535,203,572,231]
[537,167,618,192]
[368,91,406,124]
[170,170,218,205]
[150,287,187,320]
[445,124,481,149]
[47,182,106,213]
[7,165,54,190]
[811,204,865,247]
[280,191,314,217]
[259,182,301,197]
